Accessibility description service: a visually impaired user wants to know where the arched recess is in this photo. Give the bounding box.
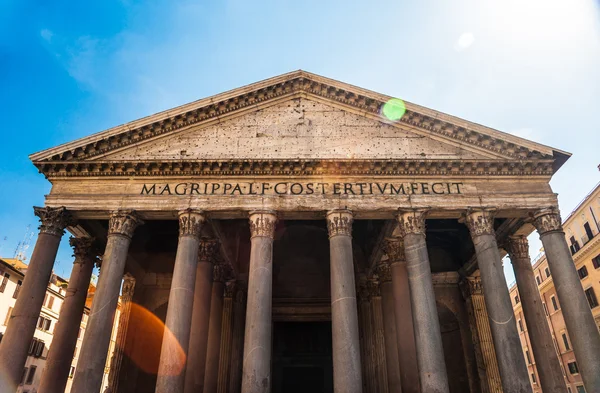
[437,302,471,393]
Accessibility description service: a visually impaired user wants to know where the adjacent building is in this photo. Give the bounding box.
[510,182,600,393]
[0,257,119,393]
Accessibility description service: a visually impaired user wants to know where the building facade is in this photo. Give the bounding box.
[510,182,600,393]
[0,71,599,393]
[0,257,119,393]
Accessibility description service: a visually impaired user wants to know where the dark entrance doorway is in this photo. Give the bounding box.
[272,321,334,393]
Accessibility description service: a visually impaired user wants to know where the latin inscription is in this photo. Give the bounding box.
[140,182,463,196]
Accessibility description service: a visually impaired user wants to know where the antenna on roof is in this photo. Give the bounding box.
[14,225,34,262]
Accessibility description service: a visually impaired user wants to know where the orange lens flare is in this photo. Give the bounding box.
[121,303,186,375]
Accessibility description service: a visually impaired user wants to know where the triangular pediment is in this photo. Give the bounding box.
[30,70,570,177]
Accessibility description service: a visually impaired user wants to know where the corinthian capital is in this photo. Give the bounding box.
[506,236,530,260]
[462,208,496,238]
[122,273,136,300]
[178,209,205,239]
[375,261,392,282]
[34,206,75,237]
[326,209,353,238]
[396,209,427,237]
[249,211,277,239]
[70,237,100,267]
[108,211,143,239]
[198,238,219,263]
[384,237,405,264]
[530,207,563,235]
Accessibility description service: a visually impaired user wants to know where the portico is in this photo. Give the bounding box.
[2,71,599,393]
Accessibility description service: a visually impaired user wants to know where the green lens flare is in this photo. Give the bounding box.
[381,98,406,121]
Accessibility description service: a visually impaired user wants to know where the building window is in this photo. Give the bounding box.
[592,254,600,269]
[577,266,589,279]
[47,295,54,310]
[584,288,598,309]
[576,385,586,393]
[21,367,28,384]
[25,366,36,384]
[13,280,22,299]
[543,303,549,316]
[568,361,579,374]
[0,273,9,292]
[551,295,559,311]
[531,372,537,384]
[570,236,580,254]
[28,338,45,358]
[37,316,52,332]
[567,387,572,393]
[78,328,83,339]
[525,349,531,364]
[536,276,541,285]
[514,295,520,304]
[3,307,12,325]
[69,366,75,379]
[518,319,524,332]
[545,267,551,278]
[562,333,571,351]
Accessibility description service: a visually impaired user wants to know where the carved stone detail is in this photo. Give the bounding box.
[198,238,219,263]
[356,280,370,303]
[396,209,427,236]
[34,206,75,237]
[375,261,392,283]
[506,236,529,260]
[531,207,563,235]
[122,273,136,299]
[224,280,237,298]
[460,277,483,299]
[70,237,100,267]
[367,279,381,298]
[383,237,405,263]
[463,208,496,237]
[108,211,143,239]
[178,209,205,238]
[249,211,277,239]
[213,264,231,283]
[326,210,353,238]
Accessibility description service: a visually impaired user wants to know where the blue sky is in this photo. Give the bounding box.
[0,0,599,282]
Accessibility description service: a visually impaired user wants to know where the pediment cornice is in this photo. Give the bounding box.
[30,70,570,177]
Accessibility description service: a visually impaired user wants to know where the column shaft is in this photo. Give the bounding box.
[385,237,420,393]
[370,284,389,393]
[0,207,72,393]
[327,210,362,393]
[203,269,226,393]
[377,266,402,393]
[357,283,376,393]
[507,236,566,393]
[532,208,600,391]
[397,209,450,393]
[216,281,235,393]
[71,211,142,393]
[464,209,531,393]
[39,237,97,393]
[156,210,205,393]
[184,239,218,393]
[228,286,247,393]
[105,274,136,393]
[241,211,277,393]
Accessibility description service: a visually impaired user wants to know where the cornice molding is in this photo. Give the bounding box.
[31,72,563,178]
[34,158,555,178]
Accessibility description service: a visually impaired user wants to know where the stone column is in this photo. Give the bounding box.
[241,210,277,393]
[217,280,236,393]
[71,210,142,393]
[203,265,228,393]
[532,207,600,391]
[38,237,98,393]
[0,206,73,392]
[369,279,389,393]
[384,237,419,393]
[357,281,376,393]
[396,209,449,393]
[105,273,136,393]
[156,210,205,393]
[460,276,502,393]
[375,263,402,393]
[228,284,247,393]
[463,209,531,393]
[326,209,363,393]
[506,236,566,393]
[184,238,219,393]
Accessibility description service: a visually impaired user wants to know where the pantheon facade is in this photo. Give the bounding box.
[0,71,598,393]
